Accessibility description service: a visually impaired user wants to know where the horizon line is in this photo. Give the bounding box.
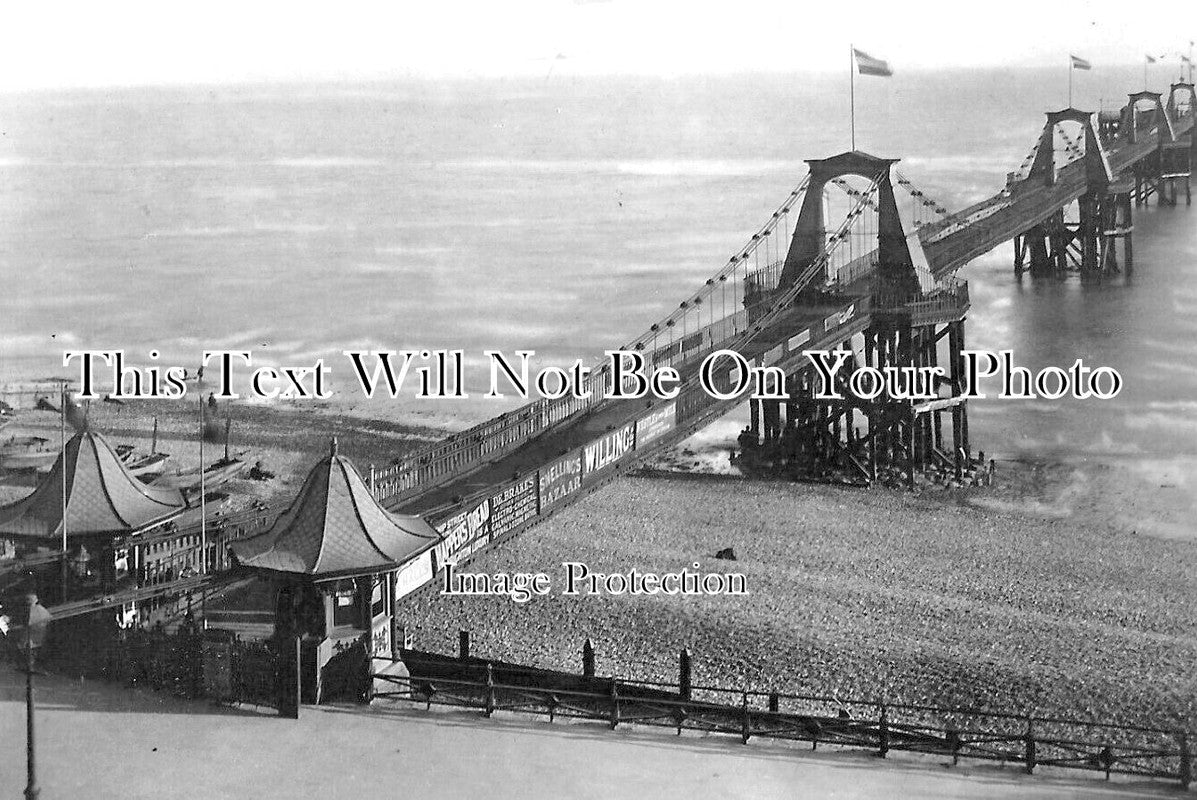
[2,61,1193,97]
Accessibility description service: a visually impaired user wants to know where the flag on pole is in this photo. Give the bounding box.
[1145,54,1157,64]
[1070,55,1092,70]
[853,48,893,77]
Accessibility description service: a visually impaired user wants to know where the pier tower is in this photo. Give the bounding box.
[1162,82,1195,205]
[1013,109,1132,276]
[742,152,973,487]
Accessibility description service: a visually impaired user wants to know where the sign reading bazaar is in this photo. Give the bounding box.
[539,452,582,510]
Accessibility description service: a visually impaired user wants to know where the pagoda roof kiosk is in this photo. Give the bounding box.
[230,439,439,705]
[0,430,187,605]
[0,430,186,542]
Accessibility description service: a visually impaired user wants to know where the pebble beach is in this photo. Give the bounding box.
[406,465,1197,736]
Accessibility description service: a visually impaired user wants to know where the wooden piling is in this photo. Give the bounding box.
[678,648,692,701]
[582,638,595,680]
[1025,716,1037,774]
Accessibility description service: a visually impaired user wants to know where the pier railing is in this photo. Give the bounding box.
[366,178,838,505]
[904,281,971,325]
[368,647,1191,788]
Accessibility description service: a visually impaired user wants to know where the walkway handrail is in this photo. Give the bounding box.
[369,654,1192,788]
[368,175,813,503]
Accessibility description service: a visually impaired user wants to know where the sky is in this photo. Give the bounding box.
[0,0,1192,91]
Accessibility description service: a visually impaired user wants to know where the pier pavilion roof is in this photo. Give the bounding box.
[230,440,439,581]
[0,431,186,540]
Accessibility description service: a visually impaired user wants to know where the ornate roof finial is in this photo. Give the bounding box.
[330,436,338,458]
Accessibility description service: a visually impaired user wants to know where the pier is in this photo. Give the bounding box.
[365,82,1195,537]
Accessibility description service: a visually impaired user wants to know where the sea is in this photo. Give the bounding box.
[1,67,1194,536]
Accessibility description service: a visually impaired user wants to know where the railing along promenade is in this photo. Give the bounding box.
[367,644,1192,789]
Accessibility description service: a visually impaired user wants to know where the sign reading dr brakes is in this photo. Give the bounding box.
[583,423,636,475]
[635,403,676,448]
[539,452,582,510]
[490,475,539,538]
[433,499,491,566]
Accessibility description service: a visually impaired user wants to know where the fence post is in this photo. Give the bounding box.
[877,703,889,758]
[609,681,620,730]
[458,630,470,661]
[741,691,751,745]
[1179,733,1191,789]
[1024,716,1036,775]
[678,648,691,702]
[484,662,495,718]
[186,623,203,700]
[276,635,301,719]
[358,639,373,705]
[946,722,961,766]
[582,639,595,680]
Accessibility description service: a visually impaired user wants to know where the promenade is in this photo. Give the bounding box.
[0,668,1179,799]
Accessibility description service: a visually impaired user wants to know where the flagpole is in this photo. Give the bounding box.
[850,44,856,151]
[198,387,206,581]
[60,385,67,601]
[1068,57,1073,108]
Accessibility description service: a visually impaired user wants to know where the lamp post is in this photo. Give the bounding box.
[17,593,52,800]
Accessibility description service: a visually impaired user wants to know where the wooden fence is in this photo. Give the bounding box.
[368,641,1191,789]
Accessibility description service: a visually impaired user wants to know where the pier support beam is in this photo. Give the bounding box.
[753,314,971,487]
[1078,192,1100,273]
[1014,211,1070,276]
[1017,188,1133,277]
[1098,188,1134,273]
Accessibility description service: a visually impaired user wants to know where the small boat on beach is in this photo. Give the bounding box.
[126,451,171,477]
[151,454,249,493]
[128,450,170,473]
[114,444,172,477]
[0,436,58,471]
